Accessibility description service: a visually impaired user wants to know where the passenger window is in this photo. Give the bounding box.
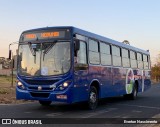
[100,43,110,54]
[100,42,111,65]
[77,41,87,64]
[112,46,120,56]
[148,56,151,69]
[89,39,100,64]
[137,53,142,61]
[143,54,149,69]
[89,39,98,52]
[130,51,136,59]
[122,48,130,67]
[130,51,137,68]
[122,48,129,58]
[137,53,143,69]
[112,46,121,66]
[143,54,147,62]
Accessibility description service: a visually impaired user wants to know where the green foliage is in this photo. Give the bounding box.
[151,64,160,82]
[151,54,160,82]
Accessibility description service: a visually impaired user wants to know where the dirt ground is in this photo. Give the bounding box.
[0,76,31,104]
[0,86,29,104]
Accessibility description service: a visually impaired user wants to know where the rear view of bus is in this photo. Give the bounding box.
[16,27,74,106]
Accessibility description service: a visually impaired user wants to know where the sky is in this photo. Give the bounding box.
[0,0,160,64]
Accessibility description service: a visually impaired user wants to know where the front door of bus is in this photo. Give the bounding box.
[74,41,88,102]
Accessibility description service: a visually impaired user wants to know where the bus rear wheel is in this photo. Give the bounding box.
[129,85,138,100]
[39,100,52,106]
[87,86,98,110]
[125,85,138,100]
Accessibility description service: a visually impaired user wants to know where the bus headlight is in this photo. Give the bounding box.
[56,81,71,91]
[17,81,25,89]
[63,82,69,87]
[17,81,23,86]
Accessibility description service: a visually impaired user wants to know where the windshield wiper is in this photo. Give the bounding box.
[43,41,57,61]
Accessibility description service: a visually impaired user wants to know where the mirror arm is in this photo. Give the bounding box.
[74,39,80,52]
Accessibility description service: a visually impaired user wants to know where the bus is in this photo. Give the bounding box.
[14,26,151,109]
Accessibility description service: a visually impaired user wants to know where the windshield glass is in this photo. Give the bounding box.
[18,41,71,76]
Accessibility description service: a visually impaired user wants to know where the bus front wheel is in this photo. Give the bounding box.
[39,100,52,106]
[87,86,98,110]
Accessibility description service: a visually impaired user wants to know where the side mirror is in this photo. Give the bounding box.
[9,50,12,60]
[74,40,80,51]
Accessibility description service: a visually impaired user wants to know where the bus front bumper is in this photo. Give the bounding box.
[16,87,73,104]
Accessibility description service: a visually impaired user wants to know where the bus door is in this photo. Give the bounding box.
[74,40,89,101]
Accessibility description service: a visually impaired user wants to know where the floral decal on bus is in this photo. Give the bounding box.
[126,68,134,94]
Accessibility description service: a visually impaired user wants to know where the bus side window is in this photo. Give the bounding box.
[112,45,121,66]
[148,55,151,69]
[77,41,87,64]
[122,48,130,67]
[130,51,137,68]
[143,54,149,69]
[137,53,143,69]
[89,39,100,64]
[100,42,111,65]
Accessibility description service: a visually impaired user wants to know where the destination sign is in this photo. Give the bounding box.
[22,30,70,41]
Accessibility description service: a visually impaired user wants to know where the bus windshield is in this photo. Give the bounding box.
[18,41,71,76]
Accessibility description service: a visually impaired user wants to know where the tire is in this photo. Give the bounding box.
[39,100,52,106]
[87,86,98,110]
[128,85,138,100]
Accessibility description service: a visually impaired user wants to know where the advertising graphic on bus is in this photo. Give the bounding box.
[16,26,151,109]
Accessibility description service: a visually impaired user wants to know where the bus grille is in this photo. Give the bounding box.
[30,92,50,98]
[24,79,59,85]
[28,87,53,91]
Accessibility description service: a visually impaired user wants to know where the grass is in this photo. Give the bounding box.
[0,75,32,104]
[0,76,14,95]
[0,75,16,85]
[0,88,10,94]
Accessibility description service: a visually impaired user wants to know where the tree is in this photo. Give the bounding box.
[156,53,160,66]
[151,64,160,81]
[122,40,130,45]
[151,54,160,82]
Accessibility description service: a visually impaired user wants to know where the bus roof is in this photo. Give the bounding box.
[22,26,150,55]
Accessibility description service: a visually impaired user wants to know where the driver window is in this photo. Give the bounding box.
[77,41,87,64]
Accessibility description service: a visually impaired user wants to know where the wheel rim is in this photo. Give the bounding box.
[90,91,97,103]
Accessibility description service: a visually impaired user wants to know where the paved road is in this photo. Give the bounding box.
[0,84,160,127]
